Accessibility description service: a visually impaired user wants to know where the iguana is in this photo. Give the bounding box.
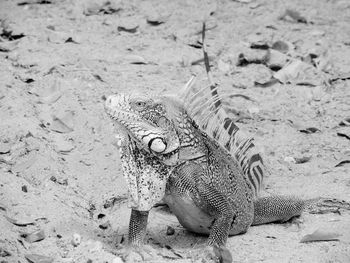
[104,90,349,262]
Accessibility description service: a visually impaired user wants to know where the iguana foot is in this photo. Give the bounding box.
[189,245,232,263]
[118,244,157,262]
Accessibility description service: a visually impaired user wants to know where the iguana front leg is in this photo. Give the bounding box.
[195,178,236,247]
[121,209,158,262]
[197,178,254,247]
[166,164,253,263]
[117,133,169,243]
[128,209,149,246]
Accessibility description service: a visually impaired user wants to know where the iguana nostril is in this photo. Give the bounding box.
[105,96,112,106]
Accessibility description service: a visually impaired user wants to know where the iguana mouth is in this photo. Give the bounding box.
[156,147,179,166]
[105,107,143,125]
[157,147,179,160]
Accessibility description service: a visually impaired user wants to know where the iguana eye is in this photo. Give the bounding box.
[148,137,166,153]
[133,100,147,109]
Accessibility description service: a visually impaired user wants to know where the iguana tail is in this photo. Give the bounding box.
[252,196,350,226]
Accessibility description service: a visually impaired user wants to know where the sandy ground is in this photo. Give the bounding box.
[0,0,350,262]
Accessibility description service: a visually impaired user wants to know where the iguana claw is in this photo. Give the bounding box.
[118,244,157,262]
[189,245,232,263]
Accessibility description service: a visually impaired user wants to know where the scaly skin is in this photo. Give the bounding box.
[105,93,349,261]
[105,93,254,247]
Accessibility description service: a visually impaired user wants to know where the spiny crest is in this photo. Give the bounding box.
[178,76,265,197]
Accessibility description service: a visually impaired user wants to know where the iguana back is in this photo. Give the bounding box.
[178,78,265,198]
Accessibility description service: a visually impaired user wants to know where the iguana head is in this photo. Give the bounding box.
[105,92,206,211]
[105,93,187,165]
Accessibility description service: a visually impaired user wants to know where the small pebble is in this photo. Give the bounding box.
[25,254,54,263]
[97,213,106,219]
[71,233,81,247]
[98,221,110,230]
[248,107,260,115]
[166,226,175,235]
[294,156,311,164]
[24,229,45,243]
[284,156,296,163]
[22,185,28,192]
[0,247,11,257]
[112,257,123,263]
[88,241,103,253]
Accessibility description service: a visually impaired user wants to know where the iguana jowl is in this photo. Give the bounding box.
[104,92,320,254]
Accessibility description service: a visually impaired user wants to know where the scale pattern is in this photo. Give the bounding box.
[105,92,350,254]
[117,132,171,211]
[180,80,265,197]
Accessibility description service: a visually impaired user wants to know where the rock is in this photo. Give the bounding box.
[249,2,262,9]
[146,12,169,26]
[25,254,54,263]
[50,111,74,133]
[0,142,11,154]
[0,247,11,257]
[98,221,110,230]
[166,226,175,235]
[294,156,311,164]
[234,0,253,4]
[271,40,291,54]
[53,136,75,154]
[248,107,260,115]
[50,175,68,186]
[0,203,7,211]
[24,229,46,243]
[300,229,341,243]
[71,233,81,247]
[311,86,326,101]
[22,185,28,192]
[88,241,103,253]
[0,40,18,52]
[29,78,62,104]
[339,117,350,127]
[237,49,269,66]
[279,9,307,23]
[273,59,328,86]
[266,49,289,70]
[123,54,147,65]
[217,59,231,74]
[251,64,273,86]
[246,34,269,49]
[284,156,296,163]
[299,127,320,134]
[310,30,325,37]
[84,0,122,16]
[117,18,139,33]
[47,31,70,44]
[337,127,350,140]
[11,152,38,173]
[112,257,123,263]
